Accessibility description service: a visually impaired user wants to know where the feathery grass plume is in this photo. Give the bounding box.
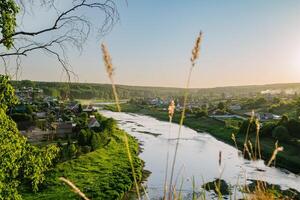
[101,43,121,112]
[267,141,284,167]
[163,100,176,200]
[231,133,238,150]
[168,31,203,200]
[168,100,175,120]
[243,110,255,155]
[59,177,90,200]
[255,119,261,160]
[191,31,203,67]
[101,43,141,200]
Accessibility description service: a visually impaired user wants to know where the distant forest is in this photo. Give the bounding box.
[11,80,300,100]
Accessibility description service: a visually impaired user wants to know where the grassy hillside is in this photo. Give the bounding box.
[21,130,143,200]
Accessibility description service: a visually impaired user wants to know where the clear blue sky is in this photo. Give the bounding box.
[8,0,300,88]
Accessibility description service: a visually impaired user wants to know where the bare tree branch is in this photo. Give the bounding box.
[0,0,119,81]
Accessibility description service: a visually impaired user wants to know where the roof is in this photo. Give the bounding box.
[88,118,100,128]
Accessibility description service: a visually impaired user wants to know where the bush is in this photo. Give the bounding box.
[272,125,291,142]
[78,129,92,146]
[285,119,300,139]
[195,110,208,118]
[103,118,117,132]
[11,113,32,122]
[238,119,257,135]
[91,133,102,150]
[81,145,91,153]
[260,122,277,138]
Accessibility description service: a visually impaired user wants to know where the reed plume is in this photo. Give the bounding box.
[101,43,141,200]
[255,119,261,160]
[59,177,90,200]
[168,31,203,200]
[163,100,176,200]
[267,141,283,167]
[168,100,175,120]
[101,43,121,112]
[191,31,203,67]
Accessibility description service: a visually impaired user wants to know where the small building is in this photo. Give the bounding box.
[54,122,73,137]
[260,113,281,121]
[229,104,241,111]
[36,112,46,119]
[88,117,100,129]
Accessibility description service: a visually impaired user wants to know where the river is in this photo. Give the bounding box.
[100,110,300,199]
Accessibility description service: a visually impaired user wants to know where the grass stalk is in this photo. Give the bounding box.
[168,31,203,200]
[101,43,141,200]
[163,100,176,199]
[59,177,90,200]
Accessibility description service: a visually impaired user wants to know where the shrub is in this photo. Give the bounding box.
[238,119,257,136]
[91,133,102,150]
[260,122,277,138]
[272,125,291,142]
[277,114,289,126]
[285,119,300,139]
[195,110,208,118]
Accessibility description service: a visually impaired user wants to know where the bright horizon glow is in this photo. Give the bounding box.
[2,0,300,88]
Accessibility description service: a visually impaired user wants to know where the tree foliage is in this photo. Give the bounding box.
[272,125,291,142]
[0,75,59,199]
[0,0,19,49]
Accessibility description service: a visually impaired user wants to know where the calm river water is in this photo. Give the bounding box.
[101,111,300,199]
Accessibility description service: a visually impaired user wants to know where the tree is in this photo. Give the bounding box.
[0,0,19,49]
[0,75,59,198]
[217,102,225,111]
[278,114,289,126]
[103,117,117,132]
[260,122,276,138]
[285,119,300,139]
[91,132,102,150]
[0,0,119,79]
[272,125,291,142]
[238,119,257,136]
[195,109,208,118]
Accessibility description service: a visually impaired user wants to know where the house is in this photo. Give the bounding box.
[88,116,100,129]
[229,104,241,111]
[36,112,46,119]
[244,112,281,121]
[83,105,97,114]
[260,113,281,121]
[54,122,73,137]
[244,112,261,120]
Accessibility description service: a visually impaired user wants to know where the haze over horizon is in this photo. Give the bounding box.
[3,0,300,88]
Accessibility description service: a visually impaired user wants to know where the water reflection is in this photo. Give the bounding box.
[101,111,300,199]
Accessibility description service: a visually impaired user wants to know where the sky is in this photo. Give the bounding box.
[5,0,300,88]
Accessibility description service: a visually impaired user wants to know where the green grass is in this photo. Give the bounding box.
[22,129,143,200]
[107,103,300,174]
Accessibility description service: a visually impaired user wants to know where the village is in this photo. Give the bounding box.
[12,86,101,144]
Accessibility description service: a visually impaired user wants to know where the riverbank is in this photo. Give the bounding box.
[21,129,144,200]
[105,103,300,174]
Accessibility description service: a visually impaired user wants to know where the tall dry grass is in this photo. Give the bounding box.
[101,43,141,200]
[163,100,176,199]
[168,31,203,200]
[231,111,286,200]
[59,177,90,200]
